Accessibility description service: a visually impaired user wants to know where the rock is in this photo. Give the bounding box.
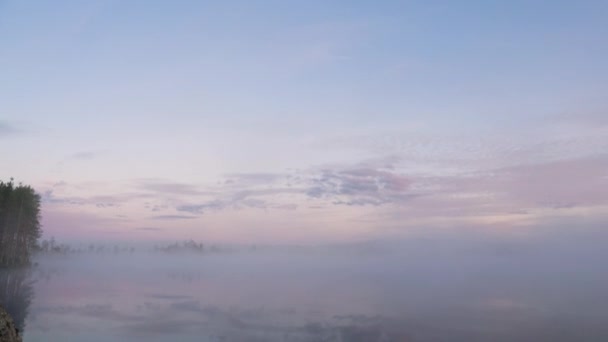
[0,305,21,342]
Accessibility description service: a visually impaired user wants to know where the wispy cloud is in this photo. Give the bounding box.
[315,111,608,175]
[306,167,413,206]
[150,215,198,220]
[175,201,224,214]
[134,227,164,231]
[42,189,120,208]
[167,161,417,216]
[0,120,20,137]
[41,188,144,209]
[68,150,104,160]
[174,190,296,215]
[137,179,210,196]
[378,154,608,229]
[222,172,285,185]
[40,137,608,230]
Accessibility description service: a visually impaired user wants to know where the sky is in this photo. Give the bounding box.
[1,0,607,244]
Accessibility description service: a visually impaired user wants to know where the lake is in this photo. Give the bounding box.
[3,237,608,341]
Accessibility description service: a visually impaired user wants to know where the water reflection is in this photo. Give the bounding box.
[9,235,608,341]
[0,267,34,333]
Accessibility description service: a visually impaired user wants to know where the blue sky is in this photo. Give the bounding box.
[1,0,607,243]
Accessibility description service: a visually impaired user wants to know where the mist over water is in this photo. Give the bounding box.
[2,1,607,341]
[5,228,607,342]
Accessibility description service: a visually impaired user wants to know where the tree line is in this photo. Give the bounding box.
[0,179,42,267]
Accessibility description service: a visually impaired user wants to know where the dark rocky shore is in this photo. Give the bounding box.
[0,306,21,342]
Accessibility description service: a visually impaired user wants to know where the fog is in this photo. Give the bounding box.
[3,226,607,342]
[2,0,607,341]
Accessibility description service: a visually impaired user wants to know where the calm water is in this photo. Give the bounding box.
[3,237,608,341]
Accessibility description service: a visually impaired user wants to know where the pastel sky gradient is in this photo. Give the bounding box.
[1,1,607,243]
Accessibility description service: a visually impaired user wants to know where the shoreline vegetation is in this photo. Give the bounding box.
[0,179,41,268]
[0,179,41,342]
[0,304,21,342]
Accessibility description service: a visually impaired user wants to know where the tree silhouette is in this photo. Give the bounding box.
[0,179,42,267]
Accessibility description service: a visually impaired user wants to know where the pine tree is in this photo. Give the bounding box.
[0,180,42,267]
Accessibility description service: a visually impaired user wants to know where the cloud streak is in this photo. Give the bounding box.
[0,121,20,137]
[67,150,104,161]
[307,167,414,206]
[150,215,198,220]
[137,179,211,196]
